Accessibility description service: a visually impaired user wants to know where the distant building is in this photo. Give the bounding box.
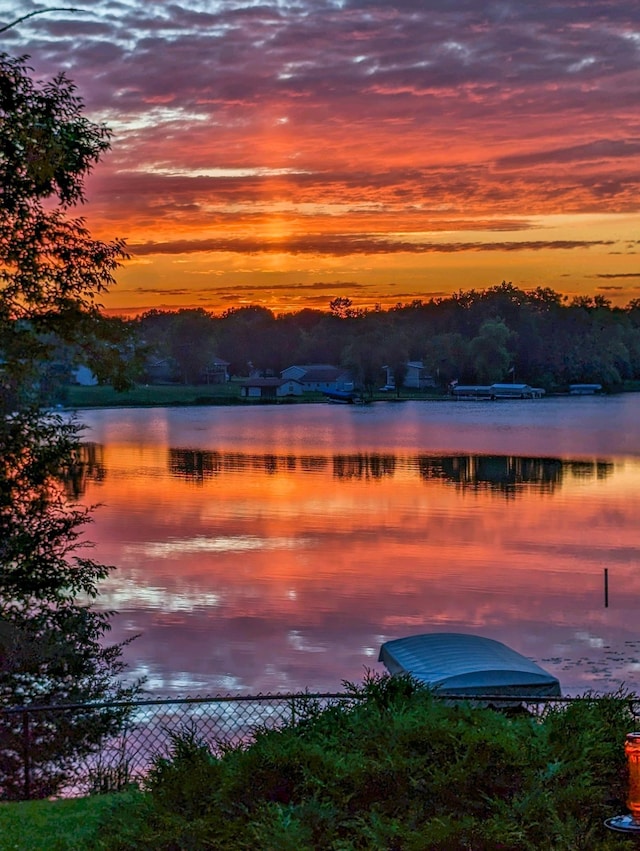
[145,357,178,384]
[280,364,353,393]
[200,358,230,384]
[452,383,544,400]
[239,378,303,399]
[381,360,436,390]
[489,383,545,399]
[569,383,602,395]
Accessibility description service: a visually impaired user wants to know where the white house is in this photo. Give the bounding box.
[381,360,435,390]
[280,364,353,393]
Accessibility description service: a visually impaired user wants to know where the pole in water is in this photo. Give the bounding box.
[604,567,609,608]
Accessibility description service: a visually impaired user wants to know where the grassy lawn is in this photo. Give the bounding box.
[0,794,130,851]
[66,382,242,409]
[65,383,451,410]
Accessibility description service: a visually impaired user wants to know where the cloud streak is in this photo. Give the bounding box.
[5,0,640,310]
[129,236,615,257]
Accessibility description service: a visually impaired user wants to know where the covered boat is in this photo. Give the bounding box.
[378,632,561,697]
[322,389,356,403]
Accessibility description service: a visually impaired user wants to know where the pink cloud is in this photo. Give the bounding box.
[4,1,640,309]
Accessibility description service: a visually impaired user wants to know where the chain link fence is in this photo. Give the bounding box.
[0,692,356,799]
[2,693,639,800]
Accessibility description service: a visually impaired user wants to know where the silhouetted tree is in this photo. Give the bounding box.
[0,53,139,799]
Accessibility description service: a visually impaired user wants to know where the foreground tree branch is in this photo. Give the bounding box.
[0,9,81,35]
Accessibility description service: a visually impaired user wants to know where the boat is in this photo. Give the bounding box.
[322,389,356,403]
[569,383,602,395]
[378,632,561,697]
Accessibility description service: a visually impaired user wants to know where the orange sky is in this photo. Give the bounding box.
[6,2,640,314]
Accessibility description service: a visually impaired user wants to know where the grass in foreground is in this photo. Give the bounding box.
[0,793,135,851]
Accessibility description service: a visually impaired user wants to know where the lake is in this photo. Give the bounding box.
[76,395,640,698]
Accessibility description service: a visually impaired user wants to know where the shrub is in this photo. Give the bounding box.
[101,676,637,850]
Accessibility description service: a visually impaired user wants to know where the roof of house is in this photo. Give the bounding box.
[282,364,350,382]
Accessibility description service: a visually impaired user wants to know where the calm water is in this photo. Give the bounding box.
[77,395,640,698]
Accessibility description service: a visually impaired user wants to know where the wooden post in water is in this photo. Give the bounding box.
[604,567,609,608]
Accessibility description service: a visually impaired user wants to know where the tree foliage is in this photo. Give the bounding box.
[0,53,137,800]
[119,283,640,394]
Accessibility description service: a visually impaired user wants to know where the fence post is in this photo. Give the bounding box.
[290,697,296,727]
[22,708,31,800]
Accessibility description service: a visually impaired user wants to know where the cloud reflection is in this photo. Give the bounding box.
[126,534,313,558]
[77,403,640,698]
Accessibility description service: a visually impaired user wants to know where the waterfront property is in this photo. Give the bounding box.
[452,382,544,399]
[239,377,303,399]
[380,360,436,391]
[280,363,354,393]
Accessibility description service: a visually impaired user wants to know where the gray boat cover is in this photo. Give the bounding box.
[378,632,561,697]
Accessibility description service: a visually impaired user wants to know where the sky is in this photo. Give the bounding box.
[3,1,640,315]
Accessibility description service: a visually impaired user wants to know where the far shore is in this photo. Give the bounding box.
[64,382,450,410]
[64,381,640,411]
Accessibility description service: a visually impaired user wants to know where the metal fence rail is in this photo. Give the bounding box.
[2,692,639,800]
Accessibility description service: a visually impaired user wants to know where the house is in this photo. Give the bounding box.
[239,378,303,399]
[280,364,353,393]
[381,360,436,391]
[200,358,230,384]
[145,357,178,384]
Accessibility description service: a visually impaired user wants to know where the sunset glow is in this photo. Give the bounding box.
[82,420,640,695]
[5,2,640,314]
[76,401,640,696]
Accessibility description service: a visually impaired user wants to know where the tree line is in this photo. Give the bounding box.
[92,287,640,395]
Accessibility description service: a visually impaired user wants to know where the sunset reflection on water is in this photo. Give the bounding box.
[77,400,640,697]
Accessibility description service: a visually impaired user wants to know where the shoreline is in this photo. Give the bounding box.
[63,385,635,412]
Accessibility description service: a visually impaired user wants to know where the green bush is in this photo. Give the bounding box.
[100,674,637,850]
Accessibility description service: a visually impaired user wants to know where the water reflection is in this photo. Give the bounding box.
[77,445,615,497]
[415,455,614,495]
[76,402,640,699]
[62,442,107,499]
